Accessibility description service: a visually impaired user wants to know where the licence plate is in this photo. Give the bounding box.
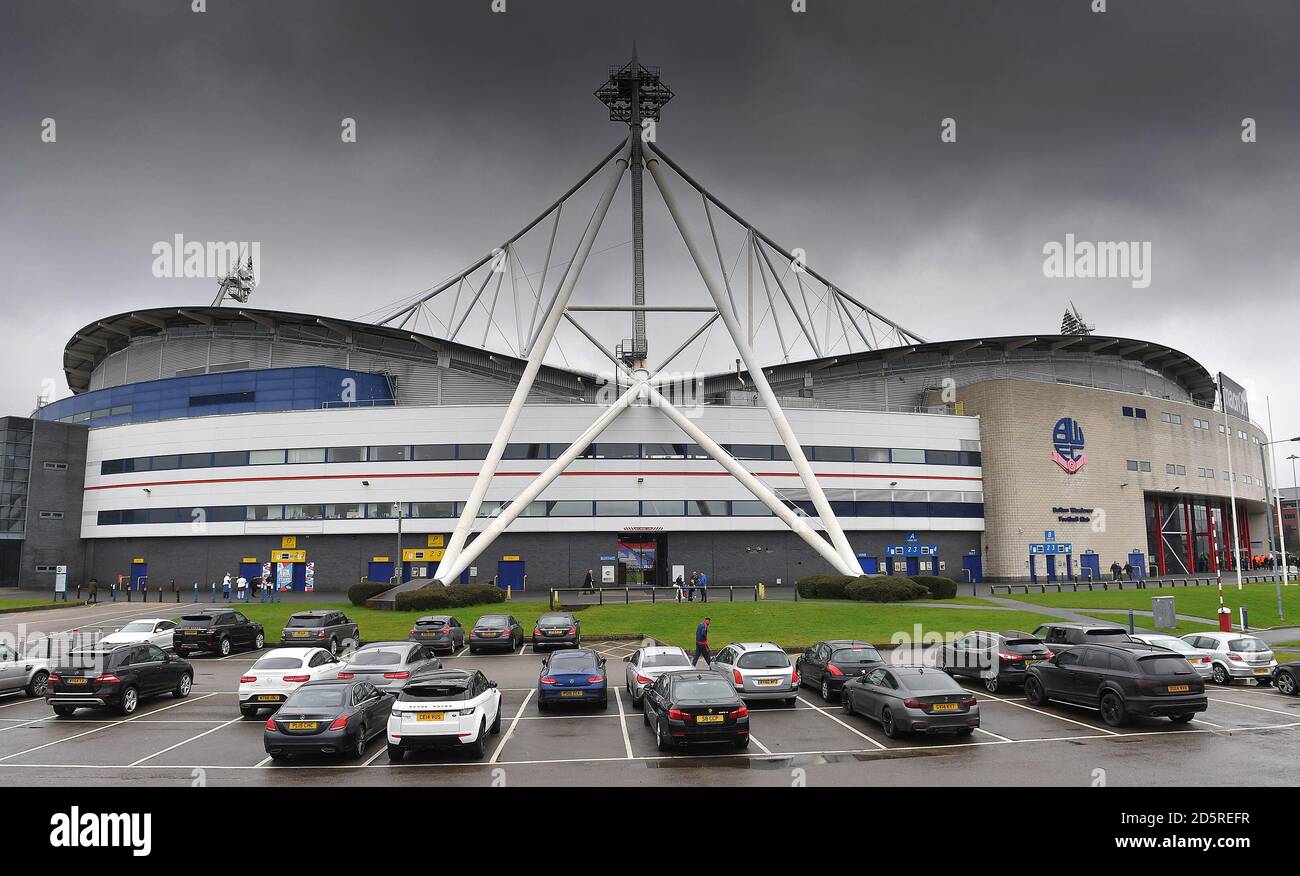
[544,631,563,636]
[1167,684,1190,693]
[184,630,198,636]
[560,690,584,697]
[931,702,959,712]
[478,631,498,637]
[756,678,781,686]
[65,677,88,686]
[1252,667,1269,675]
[256,695,283,702]
[1022,660,1037,668]
[286,722,317,731]
[696,714,724,724]
[416,712,445,722]
[291,631,311,638]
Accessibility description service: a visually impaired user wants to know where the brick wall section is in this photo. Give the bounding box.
[959,379,1269,580]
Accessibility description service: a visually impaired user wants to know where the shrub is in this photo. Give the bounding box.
[912,575,958,599]
[394,583,504,612]
[348,581,395,606]
[845,576,929,603]
[796,575,855,599]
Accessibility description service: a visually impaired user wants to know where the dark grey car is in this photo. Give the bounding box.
[281,610,360,654]
[336,642,441,694]
[408,615,466,654]
[841,665,980,738]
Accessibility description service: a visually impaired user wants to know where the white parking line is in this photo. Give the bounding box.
[795,696,887,750]
[973,727,1013,742]
[1207,696,1300,718]
[361,737,389,767]
[489,689,534,764]
[745,735,771,754]
[613,687,634,759]
[1192,718,1225,729]
[129,717,243,766]
[976,691,1119,736]
[0,692,218,762]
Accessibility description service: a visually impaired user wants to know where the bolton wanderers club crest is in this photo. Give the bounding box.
[1051,417,1086,474]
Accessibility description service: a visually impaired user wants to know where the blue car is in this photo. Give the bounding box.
[537,649,608,711]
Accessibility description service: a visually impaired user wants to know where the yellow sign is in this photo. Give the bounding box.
[241,557,258,564]
[281,536,297,549]
[427,534,446,548]
[402,548,446,562]
[272,550,306,563]
[132,557,145,564]
[372,556,391,563]
[503,555,520,561]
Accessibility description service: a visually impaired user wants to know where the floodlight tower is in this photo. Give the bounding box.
[595,45,672,368]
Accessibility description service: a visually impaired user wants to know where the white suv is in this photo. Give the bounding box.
[387,667,502,761]
[1181,632,1277,685]
[712,642,799,705]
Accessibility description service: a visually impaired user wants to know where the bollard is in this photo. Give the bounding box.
[193,582,199,603]
[1239,607,1249,631]
[211,582,217,604]
[126,586,132,603]
[1128,609,1135,634]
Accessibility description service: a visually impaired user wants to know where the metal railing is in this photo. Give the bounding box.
[989,571,1294,596]
[549,585,758,609]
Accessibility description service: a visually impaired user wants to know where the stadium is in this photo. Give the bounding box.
[0,57,1277,595]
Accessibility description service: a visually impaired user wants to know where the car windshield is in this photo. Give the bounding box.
[118,622,156,633]
[897,669,961,693]
[286,616,326,628]
[401,683,470,702]
[537,616,572,626]
[282,688,347,709]
[738,651,789,670]
[476,617,509,629]
[831,647,882,664]
[1143,637,1195,654]
[673,679,734,700]
[1083,629,1131,642]
[549,656,597,672]
[252,657,304,671]
[1138,656,1195,675]
[59,651,112,672]
[349,649,406,666]
[179,616,215,627]
[415,618,449,627]
[1002,638,1042,648]
[643,652,690,668]
[1228,639,1271,653]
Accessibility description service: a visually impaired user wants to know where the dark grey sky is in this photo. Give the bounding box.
[2,1,1298,453]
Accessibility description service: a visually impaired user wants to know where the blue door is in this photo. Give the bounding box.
[291,563,308,592]
[1128,551,1146,580]
[905,557,920,576]
[239,561,262,585]
[859,556,879,575]
[1028,555,1037,584]
[497,559,525,592]
[1081,553,1101,582]
[961,554,982,583]
[1046,555,1057,583]
[130,561,148,592]
[368,561,395,584]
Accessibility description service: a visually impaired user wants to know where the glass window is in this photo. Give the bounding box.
[1122,406,1133,417]
[925,449,961,466]
[891,448,926,464]
[854,447,889,463]
[412,444,454,461]
[1139,461,1152,472]
[369,446,410,462]
[503,443,546,459]
[1135,408,1147,419]
[151,455,180,471]
[457,444,490,460]
[813,446,853,462]
[286,448,326,464]
[326,446,366,463]
[249,449,286,465]
[546,501,592,516]
[641,500,686,516]
[687,500,729,516]
[731,501,772,516]
[211,450,249,467]
[642,443,686,459]
[284,504,324,520]
[179,453,211,469]
[326,503,364,519]
[595,500,639,516]
[684,444,712,460]
[591,443,640,459]
[727,444,771,461]
[410,502,455,518]
[366,502,402,519]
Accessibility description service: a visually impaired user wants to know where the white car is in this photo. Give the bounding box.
[624,645,693,706]
[1130,633,1213,679]
[99,618,178,651]
[711,642,800,705]
[387,667,502,761]
[1181,632,1278,685]
[238,647,342,717]
[0,642,50,698]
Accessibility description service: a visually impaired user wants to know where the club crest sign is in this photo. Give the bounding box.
[1051,417,1087,474]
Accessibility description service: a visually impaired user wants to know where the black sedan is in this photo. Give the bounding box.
[531,612,581,651]
[263,678,394,760]
[1025,643,1207,727]
[468,614,523,654]
[173,610,265,658]
[641,670,749,751]
[48,644,193,716]
[796,640,883,701]
[940,630,1054,693]
[1274,660,1300,696]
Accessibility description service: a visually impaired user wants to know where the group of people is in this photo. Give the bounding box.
[673,570,709,602]
[1109,560,1136,582]
[220,572,277,601]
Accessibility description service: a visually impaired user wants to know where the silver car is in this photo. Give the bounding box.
[1130,633,1213,679]
[0,642,50,698]
[841,665,979,738]
[623,645,693,706]
[711,642,799,705]
[1181,632,1278,685]
[336,642,441,695]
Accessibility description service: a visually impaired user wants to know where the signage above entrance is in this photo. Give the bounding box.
[273,549,306,563]
[887,544,938,557]
[281,536,297,549]
[1029,543,1073,555]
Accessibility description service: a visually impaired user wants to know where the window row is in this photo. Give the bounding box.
[100,443,982,475]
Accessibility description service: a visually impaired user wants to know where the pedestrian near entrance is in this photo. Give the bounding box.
[87,577,98,605]
[1110,561,1122,582]
[171,579,180,603]
[1122,561,1133,581]
[692,617,712,667]
[236,574,248,601]
[698,571,709,603]
[582,569,594,592]
[222,573,232,601]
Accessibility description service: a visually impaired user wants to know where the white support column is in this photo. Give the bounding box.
[438,145,631,576]
[644,143,862,574]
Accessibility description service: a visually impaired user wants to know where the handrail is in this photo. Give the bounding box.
[549,585,758,609]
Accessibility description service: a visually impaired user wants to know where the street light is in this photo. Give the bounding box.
[1263,434,1300,588]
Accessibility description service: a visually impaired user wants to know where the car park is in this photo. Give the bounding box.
[173,610,265,658]
[531,612,581,651]
[538,648,608,710]
[47,643,193,716]
[1025,643,1207,726]
[0,642,50,697]
[712,642,799,705]
[408,615,466,654]
[263,678,394,761]
[280,610,359,655]
[796,640,883,701]
[386,667,502,761]
[623,645,692,706]
[98,618,178,651]
[238,647,343,717]
[468,614,523,654]
[641,670,749,751]
[1274,659,1300,696]
[1180,632,1278,685]
[1129,633,1214,679]
[939,630,1053,693]
[1031,622,1133,652]
[841,665,978,738]
[336,641,441,694]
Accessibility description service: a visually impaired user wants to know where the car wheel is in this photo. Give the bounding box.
[1099,692,1127,728]
[329,637,339,656]
[469,647,480,656]
[218,637,232,657]
[1276,671,1297,696]
[467,721,488,760]
[491,707,502,735]
[642,703,651,726]
[387,744,405,763]
[734,735,750,750]
[597,697,609,711]
[1211,663,1230,685]
[270,751,290,762]
[118,685,139,716]
[351,726,367,759]
[983,675,1000,694]
[253,633,265,650]
[841,690,854,716]
[655,717,673,752]
[537,697,548,712]
[240,705,260,719]
[1256,677,1272,688]
[881,707,900,739]
[1024,676,1047,706]
[52,704,77,717]
[1169,713,1194,724]
[820,679,834,702]
[173,673,193,699]
[26,670,49,698]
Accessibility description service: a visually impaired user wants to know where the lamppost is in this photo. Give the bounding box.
[393,501,404,586]
[1263,435,1299,590]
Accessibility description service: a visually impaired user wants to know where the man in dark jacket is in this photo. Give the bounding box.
[582,569,594,592]
[87,577,98,605]
[692,617,712,667]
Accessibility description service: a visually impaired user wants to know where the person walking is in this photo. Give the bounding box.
[582,569,594,592]
[87,577,98,605]
[1122,561,1133,581]
[1110,561,1122,582]
[698,570,709,603]
[222,572,232,601]
[236,574,248,602]
[692,617,712,667]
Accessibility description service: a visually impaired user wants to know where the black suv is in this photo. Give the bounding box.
[1025,642,1208,727]
[48,643,194,716]
[174,610,265,658]
[1031,622,1133,652]
[280,610,360,654]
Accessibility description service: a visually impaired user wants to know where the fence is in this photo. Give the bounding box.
[989,572,1296,596]
[549,586,759,610]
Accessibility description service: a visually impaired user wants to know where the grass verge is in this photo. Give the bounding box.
[1002,581,1300,629]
